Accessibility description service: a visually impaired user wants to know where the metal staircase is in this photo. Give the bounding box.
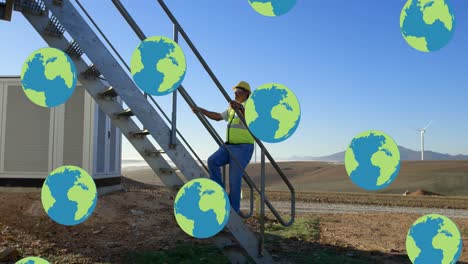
[8,0,297,263]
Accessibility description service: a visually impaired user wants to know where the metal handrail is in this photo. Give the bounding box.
[155,0,295,226]
[101,0,256,219]
[178,86,255,219]
[82,0,295,226]
[103,0,256,219]
[108,0,295,226]
[178,85,297,226]
[112,0,266,218]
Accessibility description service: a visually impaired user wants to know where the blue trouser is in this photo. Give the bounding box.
[207,143,254,213]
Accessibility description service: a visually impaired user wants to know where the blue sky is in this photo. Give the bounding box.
[1,0,468,161]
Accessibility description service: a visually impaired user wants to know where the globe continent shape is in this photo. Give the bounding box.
[41,165,97,226]
[245,83,301,143]
[21,47,77,107]
[248,0,297,17]
[16,257,50,264]
[174,178,230,238]
[406,214,462,264]
[345,130,401,191]
[131,36,186,96]
[400,0,455,52]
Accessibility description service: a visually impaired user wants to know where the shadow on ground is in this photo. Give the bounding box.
[263,232,409,264]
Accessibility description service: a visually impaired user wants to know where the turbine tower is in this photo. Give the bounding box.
[418,121,433,160]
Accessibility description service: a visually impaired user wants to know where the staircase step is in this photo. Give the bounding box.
[53,0,63,6]
[223,243,244,252]
[65,40,84,58]
[130,129,150,138]
[98,86,118,99]
[215,232,252,264]
[220,237,244,252]
[158,168,172,175]
[82,64,101,79]
[14,0,46,16]
[115,108,134,118]
[144,149,165,157]
[44,15,65,37]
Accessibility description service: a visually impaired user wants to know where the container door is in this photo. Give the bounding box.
[94,106,108,175]
[94,104,121,177]
[108,118,121,175]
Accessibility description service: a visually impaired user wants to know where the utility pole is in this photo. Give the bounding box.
[254,142,257,163]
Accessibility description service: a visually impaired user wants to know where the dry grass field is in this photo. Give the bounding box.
[122,160,468,196]
[243,160,468,196]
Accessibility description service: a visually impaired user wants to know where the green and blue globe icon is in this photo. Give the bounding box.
[16,257,50,264]
[406,214,462,264]
[248,0,297,17]
[245,83,300,143]
[174,178,230,239]
[130,36,186,96]
[41,165,98,226]
[400,0,455,52]
[344,130,401,191]
[20,47,77,107]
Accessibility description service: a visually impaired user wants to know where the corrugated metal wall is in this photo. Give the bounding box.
[4,85,50,172]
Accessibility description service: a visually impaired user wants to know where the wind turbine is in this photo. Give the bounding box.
[417,121,433,161]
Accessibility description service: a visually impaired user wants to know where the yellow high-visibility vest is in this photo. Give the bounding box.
[226,105,255,144]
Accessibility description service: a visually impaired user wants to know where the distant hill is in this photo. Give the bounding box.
[291,146,468,162]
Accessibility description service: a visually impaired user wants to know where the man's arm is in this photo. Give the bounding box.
[192,106,224,121]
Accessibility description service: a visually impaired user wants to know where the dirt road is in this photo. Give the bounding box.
[241,201,468,218]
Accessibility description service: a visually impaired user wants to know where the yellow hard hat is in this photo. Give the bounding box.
[233,81,251,94]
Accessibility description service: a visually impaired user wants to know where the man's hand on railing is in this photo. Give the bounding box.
[230,100,244,115]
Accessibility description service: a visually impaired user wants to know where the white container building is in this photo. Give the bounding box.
[0,76,122,193]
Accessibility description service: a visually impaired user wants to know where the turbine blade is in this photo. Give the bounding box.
[423,121,433,130]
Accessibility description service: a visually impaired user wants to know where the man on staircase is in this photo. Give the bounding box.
[192,81,255,213]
